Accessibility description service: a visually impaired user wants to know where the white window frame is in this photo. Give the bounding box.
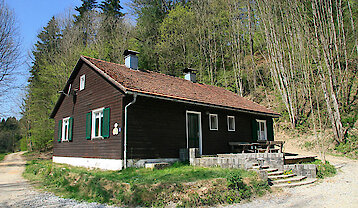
[256,119,267,141]
[227,116,235,131]
[91,107,104,139]
[209,114,218,130]
[80,74,85,91]
[62,117,70,142]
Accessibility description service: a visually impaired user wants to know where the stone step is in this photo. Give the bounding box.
[268,173,296,180]
[251,165,270,169]
[271,175,307,184]
[272,178,317,188]
[266,168,278,173]
[268,170,284,176]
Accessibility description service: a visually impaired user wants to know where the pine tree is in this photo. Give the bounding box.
[74,0,97,22]
[99,0,124,18]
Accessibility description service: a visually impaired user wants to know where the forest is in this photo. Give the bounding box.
[6,0,357,156]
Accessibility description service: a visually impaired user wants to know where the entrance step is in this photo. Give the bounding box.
[272,178,317,188]
[268,173,296,180]
[284,155,316,164]
[251,165,270,170]
[268,170,284,176]
[266,168,278,173]
[271,176,307,184]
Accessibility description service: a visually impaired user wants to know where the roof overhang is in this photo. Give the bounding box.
[125,90,280,118]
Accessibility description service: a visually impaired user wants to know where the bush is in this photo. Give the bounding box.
[335,134,358,158]
[310,160,336,179]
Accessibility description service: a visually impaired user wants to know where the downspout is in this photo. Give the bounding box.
[124,93,137,169]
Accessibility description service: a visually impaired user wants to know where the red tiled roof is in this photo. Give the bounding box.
[82,56,279,116]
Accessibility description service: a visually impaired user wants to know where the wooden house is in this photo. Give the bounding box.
[50,51,280,170]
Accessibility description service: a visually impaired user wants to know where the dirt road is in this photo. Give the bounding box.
[0,152,117,208]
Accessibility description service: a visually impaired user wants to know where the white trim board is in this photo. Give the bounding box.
[53,156,123,170]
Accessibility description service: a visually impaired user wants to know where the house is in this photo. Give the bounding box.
[50,50,280,170]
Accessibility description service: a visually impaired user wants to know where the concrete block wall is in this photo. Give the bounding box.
[284,164,317,178]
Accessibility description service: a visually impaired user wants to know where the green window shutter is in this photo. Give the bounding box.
[267,119,274,141]
[58,120,62,142]
[252,119,258,141]
[69,117,73,141]
[102,108,110,138]
[86,112,92,140]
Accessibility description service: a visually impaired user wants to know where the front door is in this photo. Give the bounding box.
[186,111,202,155]
[257,120,267,141]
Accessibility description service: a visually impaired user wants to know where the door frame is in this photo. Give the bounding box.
[186,111,203,155]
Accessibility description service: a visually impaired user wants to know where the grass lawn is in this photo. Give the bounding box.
[24,159,270,207]
[0,153,8,161]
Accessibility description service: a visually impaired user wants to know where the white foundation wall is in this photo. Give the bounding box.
[127,158,180,168]
[53,156,123,170]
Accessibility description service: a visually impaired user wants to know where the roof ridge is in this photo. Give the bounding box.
[82,55,126,68]
[82,55,205,85]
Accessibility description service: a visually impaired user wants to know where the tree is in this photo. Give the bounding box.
[0,0,21,109]
[74,0,98,22]
[99,0,124,18]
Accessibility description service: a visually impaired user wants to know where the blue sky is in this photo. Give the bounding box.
[2,0,131,119]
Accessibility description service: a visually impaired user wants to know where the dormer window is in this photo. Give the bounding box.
[80,74,85,91]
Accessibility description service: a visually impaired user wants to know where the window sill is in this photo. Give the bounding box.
[209,129,218,131]
[228,129,235,132]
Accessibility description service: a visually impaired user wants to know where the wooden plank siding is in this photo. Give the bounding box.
[126,95,273,159]
[53,62,124,159]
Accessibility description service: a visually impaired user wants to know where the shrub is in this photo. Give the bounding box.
[310,160,336,179]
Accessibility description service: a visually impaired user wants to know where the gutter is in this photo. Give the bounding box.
[123,93,137,169]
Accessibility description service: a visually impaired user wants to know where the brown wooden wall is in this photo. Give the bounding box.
[126,95,273,159]
[53,62,124,159]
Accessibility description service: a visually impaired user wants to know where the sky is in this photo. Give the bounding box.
[2,0,131,119]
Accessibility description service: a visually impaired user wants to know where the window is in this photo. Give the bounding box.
[80,74,85,91]
[62,117,70,141]
[57,117,73,142]
[86,107,110,139]
[256,119,267,140]
[209,114,218,130]
[92,108,104,138]
[227,116,235,131]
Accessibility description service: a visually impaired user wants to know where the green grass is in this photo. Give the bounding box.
[0,153,8,161]
[24,159,270,207]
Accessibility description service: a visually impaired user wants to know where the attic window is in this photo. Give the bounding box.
[209,114,218,130]
[80,75,85,91]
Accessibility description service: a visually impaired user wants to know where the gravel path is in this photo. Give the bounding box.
[224,157,358,208]
[0,152,119,208]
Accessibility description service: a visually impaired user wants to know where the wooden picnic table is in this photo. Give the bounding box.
[228,141,284,153]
